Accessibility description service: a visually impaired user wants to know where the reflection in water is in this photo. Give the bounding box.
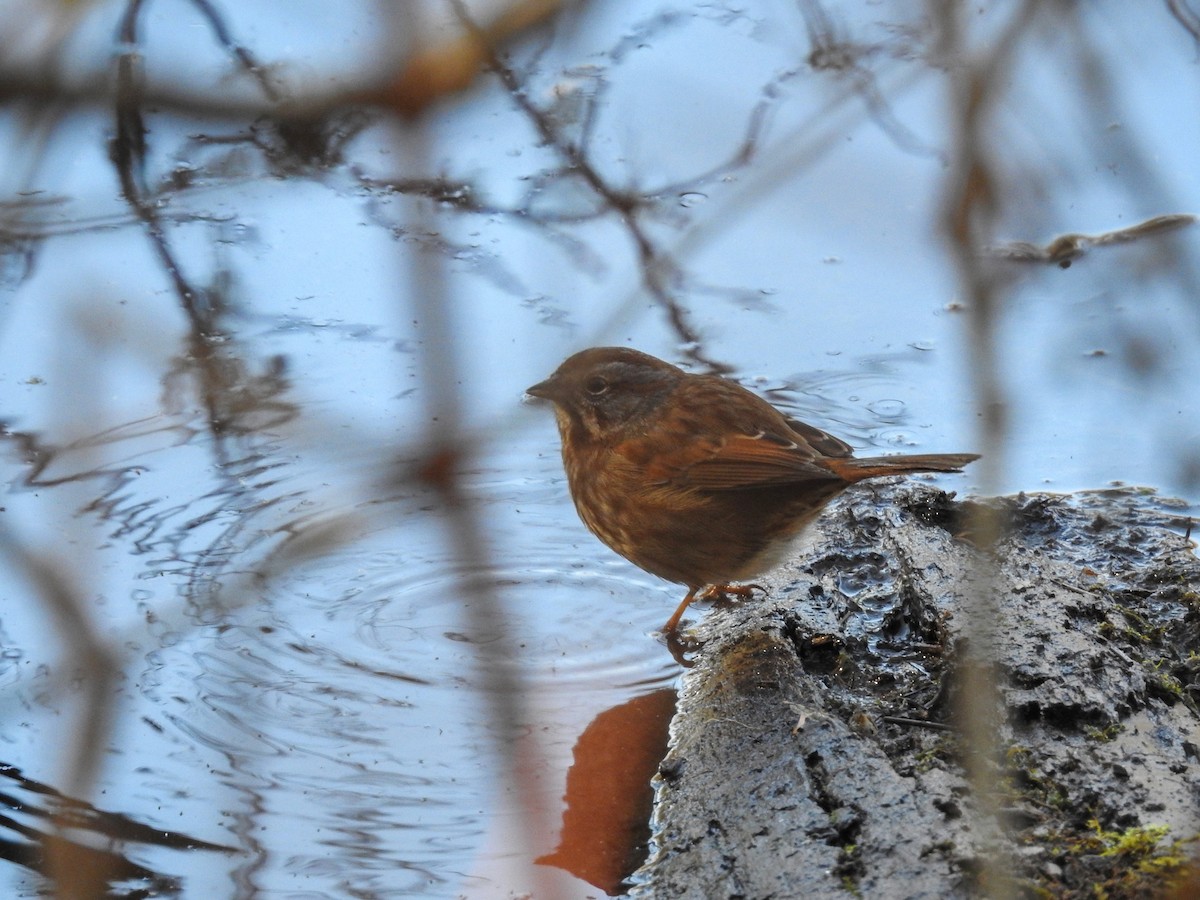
[0,762,235,898]
[537,688,676,895]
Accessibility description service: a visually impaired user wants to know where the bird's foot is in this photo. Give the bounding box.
[699,583,766,604]
[659,583,766,635]
[662,629,700,668]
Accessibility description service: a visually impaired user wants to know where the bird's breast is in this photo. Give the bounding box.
[559,438,760,586]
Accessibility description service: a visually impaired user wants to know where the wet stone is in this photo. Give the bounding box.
[629,484,1199,899]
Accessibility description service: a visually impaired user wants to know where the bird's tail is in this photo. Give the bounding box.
[824,453,979,483]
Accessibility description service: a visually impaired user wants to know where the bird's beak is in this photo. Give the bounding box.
[525,377,558,403]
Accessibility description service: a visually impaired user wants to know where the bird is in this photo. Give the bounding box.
[526,347,978,634]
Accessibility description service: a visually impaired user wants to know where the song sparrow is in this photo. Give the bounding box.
[527,347,978,634]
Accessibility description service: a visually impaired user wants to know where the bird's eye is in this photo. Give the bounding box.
[584,375,609,396]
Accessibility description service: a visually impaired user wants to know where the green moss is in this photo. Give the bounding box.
[1090,820,1169,858]
[1000,744,1069,811]
[1149,671,1185,701]
[912,735,956,772]
[1097,605,1171,645]
[836,841,862,895]
[1083,722,1124,743]
[1042,821,1198,897]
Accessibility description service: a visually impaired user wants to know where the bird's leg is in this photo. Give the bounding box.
[662,587,699,634]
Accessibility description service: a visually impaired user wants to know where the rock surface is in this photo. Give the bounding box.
[629,484,1199,898]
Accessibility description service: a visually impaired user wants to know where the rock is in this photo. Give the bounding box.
[629,484,1199,898]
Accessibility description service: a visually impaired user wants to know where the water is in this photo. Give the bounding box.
[0,1,1197,896]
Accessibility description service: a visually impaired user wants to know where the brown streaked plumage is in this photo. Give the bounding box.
[527,347,978,634]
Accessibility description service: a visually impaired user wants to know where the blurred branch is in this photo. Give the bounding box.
[397,110,556,895]
[931,2,1044,898]
[382,0,567,116]
[0,527,119,900]
[1166,0,1200,44]
[986,213,1198,267]
[0,2,562,124]
[0,533,116,796]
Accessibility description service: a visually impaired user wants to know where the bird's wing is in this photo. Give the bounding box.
[634,429,841,491]
[783,417,854,458]
[615,374,851,491]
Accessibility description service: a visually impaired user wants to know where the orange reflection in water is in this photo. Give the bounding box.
[537,687,676,895]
